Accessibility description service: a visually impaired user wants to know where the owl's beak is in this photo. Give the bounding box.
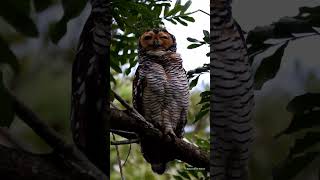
[153,40,160,48]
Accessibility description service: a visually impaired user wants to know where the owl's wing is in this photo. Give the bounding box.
[132,65,145,115]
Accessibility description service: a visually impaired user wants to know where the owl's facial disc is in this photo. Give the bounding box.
[139,31,174,51]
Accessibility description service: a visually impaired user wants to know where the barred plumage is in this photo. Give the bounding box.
[211,0,254,179]
[133,29,189,174]
[70,0,110,175]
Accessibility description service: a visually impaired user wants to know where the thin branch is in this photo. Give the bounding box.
[122,144,131,167]
[112,133,124,180]
[111,139,139,145]
[186,64,209,79]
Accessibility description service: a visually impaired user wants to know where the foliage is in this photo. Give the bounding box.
[273,93,320,180]
[110,0,196,81]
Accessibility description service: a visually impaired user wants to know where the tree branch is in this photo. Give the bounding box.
[0,144,95,180]
[109,108,210,171]
[10,94,108,180]
[186,64,209,79]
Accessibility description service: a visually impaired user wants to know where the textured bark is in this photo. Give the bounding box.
[110,108,210,171]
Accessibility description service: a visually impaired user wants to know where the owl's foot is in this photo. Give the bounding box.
[163,128,176,142]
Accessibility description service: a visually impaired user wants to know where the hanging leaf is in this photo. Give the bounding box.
[0,0,38,37]
[0,72,14,127]
[174,17,188,26]
[273,152,319,180]
[194,109,209,124]
[0,36,20,73]
[254,41,289,90]
[189,75,200,89]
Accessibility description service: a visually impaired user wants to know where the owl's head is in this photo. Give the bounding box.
[138,28,176,54]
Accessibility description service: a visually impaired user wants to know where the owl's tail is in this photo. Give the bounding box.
[140,138,172,174]
[151,163,167,174]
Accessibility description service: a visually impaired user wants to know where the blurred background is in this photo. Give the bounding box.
[0,0,319,180]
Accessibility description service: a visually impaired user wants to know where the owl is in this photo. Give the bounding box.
[132,28,189,174]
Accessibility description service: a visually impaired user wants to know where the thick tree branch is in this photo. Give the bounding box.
[110,108,210,171]
[0,145,95,180]
[10,94,108,180]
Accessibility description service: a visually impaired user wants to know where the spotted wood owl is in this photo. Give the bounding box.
[132,28,189,174]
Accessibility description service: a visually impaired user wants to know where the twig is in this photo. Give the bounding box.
[112,133,124,180]
[122,144,131,167]
[111,139,139,145]
[186,64,209,79]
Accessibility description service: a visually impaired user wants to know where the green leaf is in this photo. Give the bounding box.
[50,0,87,43]
[166,18,177,25]
[177,170,191,179]
[33,0,54,12]
[0,0,38,37]
[180,15,195,22]
[189,75,199,89]
[164,5,170,16]
[187,43,203,49]
[175,0,181,7]
[198,94,210,105]
[181,0,192,13]
[200,91,211,98]
[0,36,20,73]
[175,17,188,26]
[273,152,319,180]
[203,30,210,38]
[166,4,182,17]
[173,175,184,180]
[288,132,320,157]
[0,72,14,127]
[200,103,210,111]
[254,41,289,90]
[203,36,210,44]
[194,109,209,123]
[187,37,199,42]
[110,59,122,73]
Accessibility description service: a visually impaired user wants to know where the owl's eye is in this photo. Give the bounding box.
[144,36,152,40]
[160,36,169,39]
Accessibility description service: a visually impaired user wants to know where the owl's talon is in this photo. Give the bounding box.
[163,129,176,142]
